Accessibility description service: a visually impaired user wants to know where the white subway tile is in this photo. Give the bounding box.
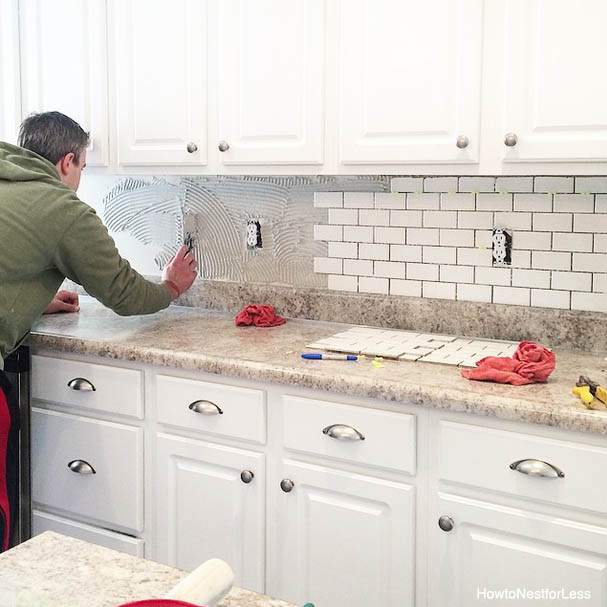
[574,213,607,233]
[390,245,422,262]
[475,231,493,247]
[571,292,607,312]
[532,251,571,270]
[314,225,342,241]
[575,177,607,194]
[390,210,423,227]
[493,286,530,306]
[407,228,440,245]
[512,269,551,289]
[423,281,456,300]
[328,241,358,259]
[533,213,572,232]
[475,267,511,286]
[424,177,458,192]
[343,192,375,209]
[343,259,374,276]
[440,229,474,247]
[374,261,406,279]
[593,274,607,293]
[391,177,423,193]
[572,252,607,272]
[358,276,389,295]
[513,193,553,212]
[554,194,594,213]
[458,211,494,229]
[495,176,533,193]
[476,193,512,211]
[531,289,570,309]
[407,263,439,281]
[511,250,531,269]
[596,195,607,212]
[314,257,342,274]
[494,212,532,230]
[534,177,574,193]
[458,177,495,193]
[343,225,374,242]
[552,233,593,252]
[375,192,406,209]
[595,234,607,252]
[440,265,474,283]
[457,248,493,266]
[441,193,475,210]
[359,243,390,260]
[423,210,458,228]
[457,283,492,303]
[422,246,456,264]
[407,193,440,210]
[359,209,390,226]
[513,231,551,250]
[314,192,343,208]
[328,208,358,225]
[328,274,357,292]
[375,227,406,244]
[390,279,422,297]
[551,271,592,292]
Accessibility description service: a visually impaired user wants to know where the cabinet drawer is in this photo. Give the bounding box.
[283,395,416,474]
[439,420,607,514]
[156,375,266,444]
[31,409,143,532]
[32,355,143,419]
[32,510,144,557]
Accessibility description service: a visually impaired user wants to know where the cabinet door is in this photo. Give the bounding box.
[269,460,415,607]
[155,433,265,592]
[339,0,483,165]
[19,0,109,166]
[113,0,207,166]
[430,493,607,606]
[501,0,607,163]
[216,0,325,166]
[0,0,20,144]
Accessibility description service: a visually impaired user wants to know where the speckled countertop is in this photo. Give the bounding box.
[0,532,295,607]
[29,296,607,435]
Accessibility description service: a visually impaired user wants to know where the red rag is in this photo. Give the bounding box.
[460,341,555,385]
[235,304,286,327]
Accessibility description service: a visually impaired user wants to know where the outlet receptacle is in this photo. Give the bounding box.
[246,220,262,249]
[492,227,512,266]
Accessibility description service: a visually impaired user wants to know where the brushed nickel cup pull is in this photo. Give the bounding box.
[68,459,96,475]
[456,135,469,149]
[218,140,230,152]
[322,424,365,441]
[240,470,254,484]
[438,516,454,532]
[509,458,564,478]
[186,142,198,153]
[67,378,96,392]
[280,479,295,493]
[188,400,224,415]
[504,132,518,147]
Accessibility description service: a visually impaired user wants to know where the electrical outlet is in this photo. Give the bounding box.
[492,227,512,266]
[246,220,262,249]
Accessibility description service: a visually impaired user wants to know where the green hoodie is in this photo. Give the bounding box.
[0,142,172,368]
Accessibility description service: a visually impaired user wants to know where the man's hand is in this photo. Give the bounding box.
[43,290,80,314]
[161,245,198,300]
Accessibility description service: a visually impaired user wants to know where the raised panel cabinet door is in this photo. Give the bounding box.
[339,0,484,165]
[270,460,415,607]
[155,433,265,593]
[0,0,21,144]
[501,0,607,162]
[113,0,207,166]
[19,0,109,166]
[429,493,607,607]
[216,0,325,165]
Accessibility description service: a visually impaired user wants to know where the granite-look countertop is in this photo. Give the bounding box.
[0,532,295,607]
[29,296,607,435]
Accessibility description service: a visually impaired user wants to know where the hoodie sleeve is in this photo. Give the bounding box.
[53,205,173,316]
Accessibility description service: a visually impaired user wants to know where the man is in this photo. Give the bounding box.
[0,111,197,551]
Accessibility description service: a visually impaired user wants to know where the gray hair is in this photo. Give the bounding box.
[18,111,89,165]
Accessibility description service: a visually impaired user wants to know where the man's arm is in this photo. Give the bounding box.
[43,290,80,314]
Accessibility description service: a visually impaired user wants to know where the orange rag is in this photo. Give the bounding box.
[460,341,555,385]
[235,304,286,327]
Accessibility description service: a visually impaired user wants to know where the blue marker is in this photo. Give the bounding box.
[301,353,357,361]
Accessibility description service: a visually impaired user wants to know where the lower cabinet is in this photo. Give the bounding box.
[154,433,265,593]
[269,460,415,607]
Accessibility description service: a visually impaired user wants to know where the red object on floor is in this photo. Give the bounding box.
[116,600,201,607]
[235,305,286,327]
[0,385,10,552]
[460,341,555,385]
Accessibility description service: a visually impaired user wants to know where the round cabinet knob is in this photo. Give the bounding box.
[438,515,454,532]
[240,470,255,484]
[504,133,518,147]
[280,479,295,493]
[186,142,198,153]
[456,135,469,149]
[218,140,230,152]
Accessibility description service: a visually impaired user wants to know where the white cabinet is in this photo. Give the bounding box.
[338,0,484,166]
[216,0,325,166]
[113,0,208,166]
[0,0,20,144]
[155,433,265,592]
[19,0,109,166]
[270,460,415,607]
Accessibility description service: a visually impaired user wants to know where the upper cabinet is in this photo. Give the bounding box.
[0,0,21,144]
[338,0,484,166]
[113,0,208,166]
[19,0,109,166]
